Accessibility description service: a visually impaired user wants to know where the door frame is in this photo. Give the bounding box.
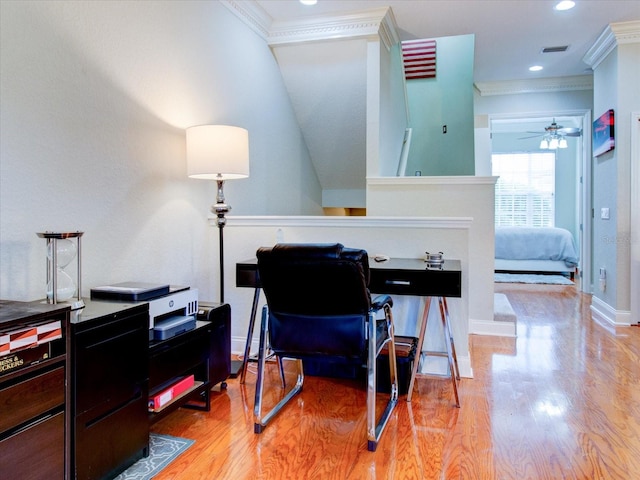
[489,109,592,293]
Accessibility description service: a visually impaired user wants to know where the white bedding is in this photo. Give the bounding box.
[495,227,579,268]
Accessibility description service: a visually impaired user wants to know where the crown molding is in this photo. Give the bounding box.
[267,7,398,48]
[474,75,593,97]
[220,0,271,41]
[223,2,399,50]
[583,20,640,69]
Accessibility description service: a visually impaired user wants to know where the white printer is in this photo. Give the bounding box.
[90,282,199,341]
[147,287,199,341]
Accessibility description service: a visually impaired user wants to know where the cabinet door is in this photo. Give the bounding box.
[75,396,148,480]
[74,312,148,417]
[0,411,65,480]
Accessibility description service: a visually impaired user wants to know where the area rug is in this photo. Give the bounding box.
[495,273,573,285]
[114,433,194,480]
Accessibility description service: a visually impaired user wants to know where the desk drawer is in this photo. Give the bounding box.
[0,410,65,479]
[369,268,461,297]
[0,365,65,434]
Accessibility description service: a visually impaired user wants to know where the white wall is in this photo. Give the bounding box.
[376,41,409,177]
[367,176,505,338]
[223,216,475,378]
[591,39,640,325]
[0,1,322,302]
[474,89,593,177]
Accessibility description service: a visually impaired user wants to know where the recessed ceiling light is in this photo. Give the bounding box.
[300,0,318,5]
[555,1,576,11]
[529,65,544,72]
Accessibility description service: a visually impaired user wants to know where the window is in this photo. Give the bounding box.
[492,152,555,227]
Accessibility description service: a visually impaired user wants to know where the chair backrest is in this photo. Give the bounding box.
[256,243,372,360]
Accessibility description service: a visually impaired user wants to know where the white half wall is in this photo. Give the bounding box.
[221,216,475,378]
[366,176,505,339]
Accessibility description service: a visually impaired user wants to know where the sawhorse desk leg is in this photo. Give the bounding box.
[406,296,460,408]
[239,287,260,384]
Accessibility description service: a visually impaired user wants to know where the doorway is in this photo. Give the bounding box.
[489,110,592,293]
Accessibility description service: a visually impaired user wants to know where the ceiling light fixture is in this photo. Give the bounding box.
[539,133,568,150]
[555,1,576,11]
[529,65,543,72]
[300,0,317,5]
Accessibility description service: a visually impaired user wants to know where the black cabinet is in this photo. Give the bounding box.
[198,302,231,389]
[148,302,230,424]
[70,301,149,480]
[0,300,69,480]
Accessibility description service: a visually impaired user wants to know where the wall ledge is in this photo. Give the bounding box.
[368,176,498,185]
[219,215,473,229]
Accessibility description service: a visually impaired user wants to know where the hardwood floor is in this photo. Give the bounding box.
[151,284,640,479]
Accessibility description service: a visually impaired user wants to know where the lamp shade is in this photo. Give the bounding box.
[186,125,249,180]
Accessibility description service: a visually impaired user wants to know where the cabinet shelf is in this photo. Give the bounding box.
[148,380,209,417]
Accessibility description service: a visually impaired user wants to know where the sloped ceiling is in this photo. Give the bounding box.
[272,39,367,194]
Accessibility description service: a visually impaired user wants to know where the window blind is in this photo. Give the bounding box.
[492,152,555,227]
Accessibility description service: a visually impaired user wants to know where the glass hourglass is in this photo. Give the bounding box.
[37,231,84,310]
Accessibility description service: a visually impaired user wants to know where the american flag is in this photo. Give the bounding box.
[402,39,436,80]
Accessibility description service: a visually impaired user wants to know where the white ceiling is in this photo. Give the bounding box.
[256,0,639,83]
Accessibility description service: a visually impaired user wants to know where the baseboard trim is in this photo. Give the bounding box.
[470,318,517,337]
[591,296,632,327]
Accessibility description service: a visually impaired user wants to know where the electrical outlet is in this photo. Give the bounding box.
[599,267,606,292]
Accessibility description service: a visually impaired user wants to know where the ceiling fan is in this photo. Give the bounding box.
[519,119,582,149]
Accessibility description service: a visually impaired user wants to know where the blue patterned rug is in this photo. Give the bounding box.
[495,273,574,285]
[114,433,194,480]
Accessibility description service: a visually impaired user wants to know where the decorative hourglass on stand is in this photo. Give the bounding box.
[37,231,85,310]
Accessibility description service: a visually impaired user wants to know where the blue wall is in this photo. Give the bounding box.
[405,34,475,176]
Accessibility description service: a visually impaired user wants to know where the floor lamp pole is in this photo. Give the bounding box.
[212,178,242,377]
[212,178,229,304]
[218,222,225,303]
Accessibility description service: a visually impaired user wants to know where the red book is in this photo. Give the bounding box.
[148,375,195,412]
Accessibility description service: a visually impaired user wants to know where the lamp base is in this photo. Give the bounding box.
[229,359,243,378]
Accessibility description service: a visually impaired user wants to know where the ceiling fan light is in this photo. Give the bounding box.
[559,138,568,148]
[540,139,549,149]
[549,138,559,149]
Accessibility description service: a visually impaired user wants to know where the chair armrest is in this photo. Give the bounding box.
[371,294,393,311]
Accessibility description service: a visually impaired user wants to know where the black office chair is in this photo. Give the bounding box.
[253,243,399,452]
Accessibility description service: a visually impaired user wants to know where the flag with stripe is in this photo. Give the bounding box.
[402,39,436,80]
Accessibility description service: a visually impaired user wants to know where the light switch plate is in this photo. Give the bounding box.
[601,207,610,220]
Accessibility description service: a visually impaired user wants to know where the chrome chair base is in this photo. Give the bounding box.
[254,304,399,452]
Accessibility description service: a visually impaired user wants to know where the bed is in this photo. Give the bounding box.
[495,227,579,278]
